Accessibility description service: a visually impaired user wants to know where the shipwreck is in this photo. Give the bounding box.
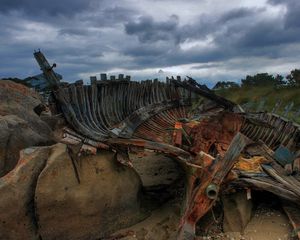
[33,50,300,240]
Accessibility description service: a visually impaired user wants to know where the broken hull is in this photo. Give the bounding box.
[34,51,300,239]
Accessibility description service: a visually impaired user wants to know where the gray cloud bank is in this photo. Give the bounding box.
[0,0,299,86]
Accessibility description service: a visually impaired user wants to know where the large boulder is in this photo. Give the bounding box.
[35,144,143,240]
[0,81,53,176]
[0,146,50,240]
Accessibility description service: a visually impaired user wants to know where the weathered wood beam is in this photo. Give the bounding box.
[177,132,249,239]
[171,79,238,112]
[110,100,190,138]
[257,141,300,197]
[231,177,300,204]
[33,50,60,88]
[106,138,193,163]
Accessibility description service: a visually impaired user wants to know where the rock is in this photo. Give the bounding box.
[130,151,182,188]
[130,151,185,209]
[222,190,253,233]
[0,80,41,120]
[0,81,53,176]
[0,146,50,240]
[0,115,52,177]
[35,144,143,240]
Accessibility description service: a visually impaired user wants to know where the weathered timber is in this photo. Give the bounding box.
[178,133,249,239]
[110,100,190,138]
[262,164,300,197]
[171,78,239,112]
[34,50,60,88]
[106,138,193,163]
[256,141,300,198]
[232,177,300,204]
[241,113,300,150]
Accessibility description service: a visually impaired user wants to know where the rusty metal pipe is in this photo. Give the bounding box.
[205,183,219,200]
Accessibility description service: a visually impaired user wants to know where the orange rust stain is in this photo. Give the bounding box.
[194,151,214,167]
[234,156,270,172]
[173,122,183,147]
[187,112,244,156]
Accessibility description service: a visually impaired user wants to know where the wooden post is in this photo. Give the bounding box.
[100,73,107,81]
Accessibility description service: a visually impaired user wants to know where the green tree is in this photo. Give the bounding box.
[213,81,239,89]
[286,69,300,86]
[241,73,284,87]
[274,74,286,85]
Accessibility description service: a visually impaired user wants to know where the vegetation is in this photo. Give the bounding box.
[241,73,285,87]
[212,81,239,89]
[214,69,300,124]
[286,69,300,86]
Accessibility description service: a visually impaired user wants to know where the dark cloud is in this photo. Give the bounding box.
[268,0,300,28]
[218,7,264,23]
[125,15,179,43]
[59,28,90,36]
[80,6,138,28]
[284,3,300,29]
[0,0,97,17]
[234,21,300,48]
[123,6,264,46]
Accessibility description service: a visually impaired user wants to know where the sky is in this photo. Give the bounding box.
[0,0,300,87]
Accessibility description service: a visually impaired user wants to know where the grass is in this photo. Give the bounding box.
[215,85,300,124]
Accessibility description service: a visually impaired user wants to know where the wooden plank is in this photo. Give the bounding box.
[258,141,300,197]
[233,177,299,203]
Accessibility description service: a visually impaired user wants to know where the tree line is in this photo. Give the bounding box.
[213,69,300,89]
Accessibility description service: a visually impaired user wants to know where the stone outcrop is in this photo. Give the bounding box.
[0,81,53,177]
[0,143,144,240]
[222,190,253,233]
[0,146,50,240]
[35,144,143,240]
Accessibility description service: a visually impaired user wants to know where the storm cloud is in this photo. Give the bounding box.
[0,0,299,86]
